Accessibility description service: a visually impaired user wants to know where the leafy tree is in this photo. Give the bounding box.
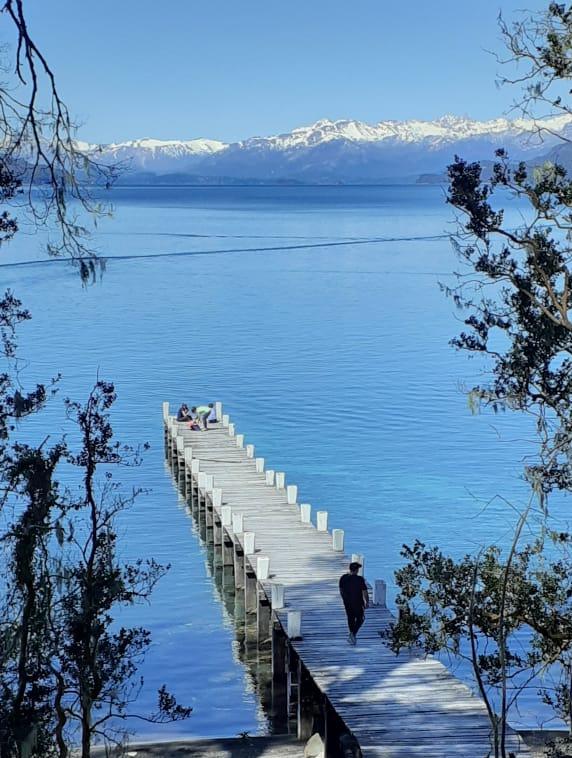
[0,0,117,274]
[0,3,191,756]
[59,383,190,756]
[389,4,572,757]
[389,528,572,758]
[0,380,192,757]
[446,149,572,502]
[0,436,66,757]
[497,2,572,126]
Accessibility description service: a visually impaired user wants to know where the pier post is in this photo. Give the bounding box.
[244,563,258,616]
[183,448,193,499]
[244,557,258,646]
[332,529,344,552]
[256,555,270,580]
[213,506,222,549]
[221,504,231,527]
[316,511,328,531]
[271,583,285,610]
[286,644,298,726]
[190,459,200,515]
[257,593,272,647]
[212,489,223,562]
[170,421,178,462]
[242,535,255,639]
[165,417,171,454]
[255,457,265,473]
[176,435,185,469]
[287,611,302,640]
[197,470,206,504]
[373,579,387,607]
[221,504,234,587]
[286,485,298,505]
[297,658,315,741]
[234,541,245,591]
[271,620,289,732]
[222,542,235,589]
[212,514,223,575]
[162,402,169,452]
[166,420,174,464]
[300,504,311,524]
[243,531,255,555]
[233,585,246,648]
[232,513,244,534]
[272,619,287,680]
[204,480,213,528]
[221,506,234,578]
[222,544,235,589]
[197,473,209,526]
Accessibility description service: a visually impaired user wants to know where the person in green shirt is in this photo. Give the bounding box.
[196,403,216,431]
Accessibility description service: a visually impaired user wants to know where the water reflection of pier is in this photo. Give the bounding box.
[198,500,288,737]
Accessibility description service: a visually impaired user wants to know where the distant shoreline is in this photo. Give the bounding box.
[108,180,433,188]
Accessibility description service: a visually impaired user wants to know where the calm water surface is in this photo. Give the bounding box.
[3,186,569,738]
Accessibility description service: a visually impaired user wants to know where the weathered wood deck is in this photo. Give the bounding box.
[164,405,530,758]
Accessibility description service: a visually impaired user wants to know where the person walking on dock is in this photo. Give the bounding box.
[339,562,369,645]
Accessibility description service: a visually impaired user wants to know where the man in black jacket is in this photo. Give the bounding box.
[339,561,369,645]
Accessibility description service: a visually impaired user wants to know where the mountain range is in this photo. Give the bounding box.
[79,114,572,184]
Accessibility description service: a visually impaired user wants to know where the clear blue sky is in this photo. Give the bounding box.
[24,0,549,143]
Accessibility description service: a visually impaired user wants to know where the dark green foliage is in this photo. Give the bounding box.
[0,442,66,757]
[391,538,572,685]
[0,378,191,757]
[498,4,572,117]
[389,534,572,757]
[0,0,117,267]
[390,4,572,756]
[0,3,189,755]
[546,736,572,758]
[445,151,572,498]
[0,161,20,245]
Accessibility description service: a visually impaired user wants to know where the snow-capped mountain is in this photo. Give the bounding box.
[83,137,226,174]
[236,114,572,151]
[85,114,572,182]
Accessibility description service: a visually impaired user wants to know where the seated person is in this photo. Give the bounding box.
[177,404,201,430]
[177,403,191,422]
[188,406,201,430]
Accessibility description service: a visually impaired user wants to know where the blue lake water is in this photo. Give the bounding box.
[3,185,569,739]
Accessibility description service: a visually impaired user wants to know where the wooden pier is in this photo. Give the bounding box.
[163,402,530,758]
